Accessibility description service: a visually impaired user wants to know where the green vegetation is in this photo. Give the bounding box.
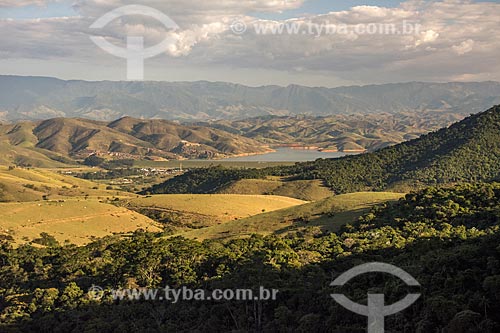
[133,159,296,169]
[141,165,271,195]
[1,100,500,332]
[2,183,500,331]
[217,178,334,201]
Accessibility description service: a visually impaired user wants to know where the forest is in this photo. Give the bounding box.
[2,183,500,332]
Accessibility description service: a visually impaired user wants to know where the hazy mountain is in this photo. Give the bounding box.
[0,117,270,167]
[1,76,500,122]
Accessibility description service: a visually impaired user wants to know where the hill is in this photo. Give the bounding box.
[146,105,500,194]
[216,178,334,201]
[0,117,271,166]
[1,76,500,121]
[0,166,165,245]
[200,112,465,152]
[0,166,127,202]
[122,194,306,232]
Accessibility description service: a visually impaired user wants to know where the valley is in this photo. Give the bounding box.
[2,102,500,333]
[3,0,500,330]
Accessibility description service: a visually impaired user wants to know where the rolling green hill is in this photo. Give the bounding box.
[122,194,306,232]
[146,105,500,194]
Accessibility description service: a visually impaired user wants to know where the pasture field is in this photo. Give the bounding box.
[123,194,307,230]
[0,166,137,202]
[0,167,403,246]
[0,199,162,246]
[124,194,306,219]
[179,192,404,240]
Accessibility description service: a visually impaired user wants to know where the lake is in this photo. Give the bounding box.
[220,148,356,162]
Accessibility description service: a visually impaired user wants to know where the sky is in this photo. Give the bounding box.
[0,0,499,87]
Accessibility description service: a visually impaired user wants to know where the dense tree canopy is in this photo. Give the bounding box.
[2,183,500,331]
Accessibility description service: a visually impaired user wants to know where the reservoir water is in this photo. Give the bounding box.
[220,148,357,162]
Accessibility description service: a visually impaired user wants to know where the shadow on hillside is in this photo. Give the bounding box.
[2,231,500,332]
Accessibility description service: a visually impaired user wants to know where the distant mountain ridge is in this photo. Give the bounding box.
[199,111,466,152]
[1,75,500,122]
[0,117,270,167]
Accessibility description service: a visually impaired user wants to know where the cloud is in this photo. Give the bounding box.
[415,30,439,46]
[452,39,475,55]
[1,0,500,85]
[0,0,59,7]
[73,0,305,22]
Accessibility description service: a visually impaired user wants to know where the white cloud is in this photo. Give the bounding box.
[452,39,475,55]
[415,30,439,46]
[1,0,500,85]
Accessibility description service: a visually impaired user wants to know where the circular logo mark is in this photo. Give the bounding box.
[88,284,105,301]
[89,5,179,80]
[331,262,420,333]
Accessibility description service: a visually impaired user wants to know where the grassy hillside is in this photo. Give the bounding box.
[180,192,403,240]
[0,122,70,168]
[0,199,161,246]
[0,166,163,245]
[0,117,271,166]
[123,194,306,231]
[0,166,134,202]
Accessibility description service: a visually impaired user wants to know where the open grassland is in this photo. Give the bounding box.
[179,192,404,240]
[0,167,137,202]
[0,141,70,168]
[0,199,162,246]
[123,194,306,230]
[217,178,334,201]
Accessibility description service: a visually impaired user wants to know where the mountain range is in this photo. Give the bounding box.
[147,104,500,194]
[1,75,500,122]
[0,117,270,167]
[199,111,465,152]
